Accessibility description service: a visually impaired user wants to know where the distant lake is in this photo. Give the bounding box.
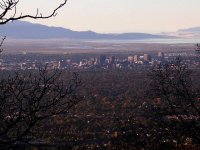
[84,38,200,44]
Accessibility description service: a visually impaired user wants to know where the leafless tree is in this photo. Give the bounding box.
[0,36,5,52]
[0,0,83,148]
[150,57,200,143]
[0,0,68,24]
[0,0,68,52]
[0,68,81,147]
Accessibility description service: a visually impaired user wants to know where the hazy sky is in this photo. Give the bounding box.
[19,0,200,33]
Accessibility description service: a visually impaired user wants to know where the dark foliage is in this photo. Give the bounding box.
[149,57,200,144]
[0,68,81,148]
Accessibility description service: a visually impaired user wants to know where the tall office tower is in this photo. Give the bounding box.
[110,56,115,64]
[158,52,164,60]
[99,55,106,65]
[143,54,152,62]
[128,56,134,63]
[134,55,139,62]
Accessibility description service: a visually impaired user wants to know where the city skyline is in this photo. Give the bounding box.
[19,0,200,33]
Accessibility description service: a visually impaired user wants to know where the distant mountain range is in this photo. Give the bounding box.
[178,27,200,33]
[161,27,200,38]
[0,21,173,40]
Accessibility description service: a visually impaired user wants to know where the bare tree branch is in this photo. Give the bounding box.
[0,68,81,146]
[0,36,6,53]
[150,57,200,142]
[0,0,68,24]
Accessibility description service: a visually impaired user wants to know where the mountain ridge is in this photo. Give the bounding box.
[178,27,200,33]
[0,21,174,39]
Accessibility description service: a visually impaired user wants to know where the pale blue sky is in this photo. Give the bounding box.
[19,0,200,33]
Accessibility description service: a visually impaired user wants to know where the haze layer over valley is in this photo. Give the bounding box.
[0,21,199,54]
[2,38,196,54]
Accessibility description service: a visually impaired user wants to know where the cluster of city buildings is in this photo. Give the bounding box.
[78,52,165,69]
[0,51,199,70]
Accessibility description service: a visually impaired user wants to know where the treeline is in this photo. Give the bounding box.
[0,68,199,149]
[32,68,200,149]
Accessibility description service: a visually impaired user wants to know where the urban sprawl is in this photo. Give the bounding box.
[0,51,199,70]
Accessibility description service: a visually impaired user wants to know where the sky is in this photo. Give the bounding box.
[18,0,200,33]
